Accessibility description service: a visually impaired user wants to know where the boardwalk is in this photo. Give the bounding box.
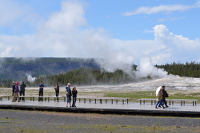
[0,98,200,117]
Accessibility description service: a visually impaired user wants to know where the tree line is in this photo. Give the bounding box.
[27,67,134,87]
[1,62,200,87]
[156,61,200,77]
[27,62,200,86]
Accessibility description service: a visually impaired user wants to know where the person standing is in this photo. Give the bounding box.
[72,87,78,107]
[54,83,59,102]
[20,81,26,101]
[12,81,20,102]
[38,81,44,101]
[162,86,169,107]
[66,83,72,107]
[12,81,15,96]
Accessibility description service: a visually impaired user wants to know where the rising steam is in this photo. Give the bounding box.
[26,73,36,83]
[135,56,169,78]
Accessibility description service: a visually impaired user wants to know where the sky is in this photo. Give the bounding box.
[0,0,200,75]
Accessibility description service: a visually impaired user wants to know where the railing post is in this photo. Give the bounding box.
[84,98,86,103]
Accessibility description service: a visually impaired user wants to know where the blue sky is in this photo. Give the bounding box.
[0,0,200,70]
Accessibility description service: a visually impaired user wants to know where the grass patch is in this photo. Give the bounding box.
[59,124,200,132]
[1,88,200,102]
[104,91,200,102]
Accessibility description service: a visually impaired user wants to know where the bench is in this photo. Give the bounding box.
[170,99,197,106]
[138,98,197,106]
[20,96,65,102]
[0,95,65,102]
[0,95,12,101]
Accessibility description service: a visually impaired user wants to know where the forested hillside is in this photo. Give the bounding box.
[1,58,200,88]
[0,57,99,87]
[29,61,200,87]
[26,68,134,87]
[156,61,200,77]
[0,57,98,80]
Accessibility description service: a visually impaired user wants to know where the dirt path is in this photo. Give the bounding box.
[0,109,200,133]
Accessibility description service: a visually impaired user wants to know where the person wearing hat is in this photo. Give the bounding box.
[66,83,72,107]
[12,81,20,102]
[20,81,26,101]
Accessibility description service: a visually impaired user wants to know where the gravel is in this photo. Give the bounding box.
[1,109,200,133]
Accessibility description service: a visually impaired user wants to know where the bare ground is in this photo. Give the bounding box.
[1,109,200,133]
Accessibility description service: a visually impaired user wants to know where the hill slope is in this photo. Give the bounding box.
[0,57,99,80]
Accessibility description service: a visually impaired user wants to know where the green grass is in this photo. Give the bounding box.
[56,124,200,132]
[104,91,200,102]
[1,88,200,102]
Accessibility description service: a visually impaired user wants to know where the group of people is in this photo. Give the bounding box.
[38,81,78,107]
[155,85,169,109]
[66,83,78,107]
[11,80,167,109]
[12,81,26,102]
[11,81,78,108]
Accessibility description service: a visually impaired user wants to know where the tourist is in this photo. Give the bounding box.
[155,87,165,109]
[161,86,169,107]
[72,87,78,107]
[12,81,15,96]
[38,81,44,101]
[66,83,72,107]
[54,83,59,102]
[20,81,26,101]
[12,81,20,102]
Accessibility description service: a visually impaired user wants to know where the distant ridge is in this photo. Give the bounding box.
[0,57,99,80]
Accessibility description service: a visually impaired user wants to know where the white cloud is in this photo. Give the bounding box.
[0,46,21,57]
[44,1,87,32]
[0,0,23,26]
[0,0,200,77]
[153,25,200,49]
[152,25,200,63]
[143,29,154,33]
[122,2,200,16]
[0,0,134,73]
[0,0,39,27]
[158,17,185,22]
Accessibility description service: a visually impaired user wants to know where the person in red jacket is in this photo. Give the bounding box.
[12,81,20,102]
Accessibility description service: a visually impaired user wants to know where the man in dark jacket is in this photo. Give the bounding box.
[12,81,16,102]
[72,87,78,107]
[12,81,15,96]
[20,81,26,101]
[54,83,59,102]
[162,86,169,107]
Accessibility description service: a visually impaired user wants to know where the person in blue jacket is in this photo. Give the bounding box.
[66,83,71,107]
[38,81,44,101]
